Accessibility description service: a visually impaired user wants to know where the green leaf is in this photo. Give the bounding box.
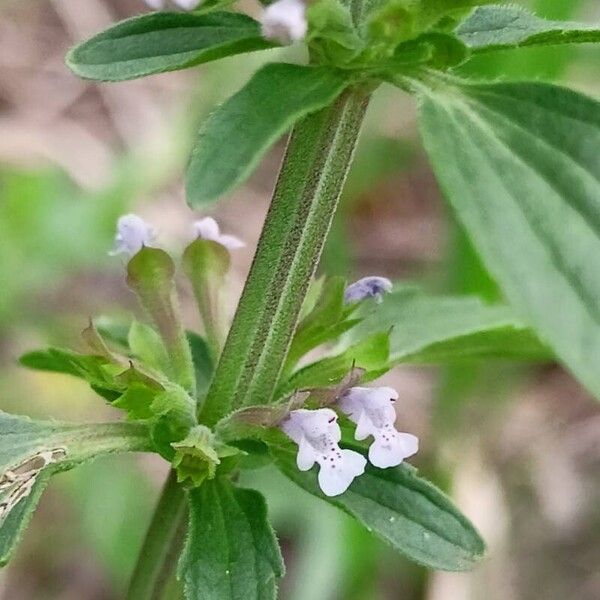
[0,412,153,476]
[186,63,352,207]
[349,287,551,364]
[179,478,284,600]
[0,412,152,564]
[19,347,124,399]
[307,0,364,65]
[392,32,469,69]
[284,276,361,372]
[272,443,484,571]
[187,332,215,397]
[279,331,389,394]
[419,80,600,399]
[128,320,170,375]
[0,473,49,566]
[456,5,600,53]
[113,383,158,420]
[66,12,274,82]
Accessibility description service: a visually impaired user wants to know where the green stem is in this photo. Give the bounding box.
[127,471,187,600]
[200,87,370,426]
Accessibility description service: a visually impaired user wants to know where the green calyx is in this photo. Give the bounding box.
[171,425,242,487]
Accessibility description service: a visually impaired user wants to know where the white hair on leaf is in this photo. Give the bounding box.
[340,387,418,469]
[281,408,366,496]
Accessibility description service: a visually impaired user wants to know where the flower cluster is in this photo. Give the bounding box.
[281,386,418,497]
[110,214,244,257]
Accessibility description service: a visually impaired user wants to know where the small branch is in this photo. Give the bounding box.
[127,471,187,600]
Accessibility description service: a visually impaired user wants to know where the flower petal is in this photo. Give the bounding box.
[317,449,366,497]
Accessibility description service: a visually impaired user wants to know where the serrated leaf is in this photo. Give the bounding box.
[272,443,485,571]
[179,478,284,600]
[456,5,600,52]
[186,63,352,207]
[419,80,600,399]
[66,12,274,82]
[349,287,551,364]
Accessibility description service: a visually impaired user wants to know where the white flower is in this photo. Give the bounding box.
[110,214,156,257]
[144,0,201,10]
[344,276,393,304]
[260,0,307,45]
[193,217,245,250]
[281,408,366,497]
[339,387,418,469]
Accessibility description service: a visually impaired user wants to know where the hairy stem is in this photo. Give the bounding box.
[200,87,370,426]
[127,471,187,600]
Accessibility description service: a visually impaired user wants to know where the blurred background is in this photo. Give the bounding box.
[0,0,599,598]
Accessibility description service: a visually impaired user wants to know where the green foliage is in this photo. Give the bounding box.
[456,5,600,53]
[186,63,353,207]
[0,413,152,564]
[0,474,49,566]
[350,287,552,364]
[128,320,171,375]
[20,347,124,400]
[66,12,275,81]
[272,443,485,571]
[179,478,284,600]
[280,331,390,394]
[390,31,469,70]
[307,0,364,64]
[284,276,361,373]
[419,80,600,401]
[0,412,152,475]
[187,332,215,398]
[16,0,600,593]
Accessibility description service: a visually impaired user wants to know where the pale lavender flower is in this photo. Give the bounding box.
[281,408,366,497]
[339,387,418,469]
[260,0,307,45]
[344,276,393,304]
[144,0,201,10]
[192,217,245,250]
[110,214,156,257]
